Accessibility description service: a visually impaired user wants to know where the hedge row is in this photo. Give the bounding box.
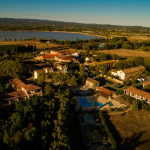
[99,112,117,149]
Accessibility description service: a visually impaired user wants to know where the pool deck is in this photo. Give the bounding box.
[75,95,127,111]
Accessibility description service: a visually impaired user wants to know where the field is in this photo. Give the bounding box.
[98,49,150,59]
[104,110,150,150]
[0,41,61,49]
[0,45,22,52]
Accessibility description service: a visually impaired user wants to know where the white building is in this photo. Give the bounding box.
[111,66,146,80]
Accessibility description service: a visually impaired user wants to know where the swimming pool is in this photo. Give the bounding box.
[108,102,114,106]
[78,98,104,107]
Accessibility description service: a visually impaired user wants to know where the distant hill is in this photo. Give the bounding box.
[0,18,150,31]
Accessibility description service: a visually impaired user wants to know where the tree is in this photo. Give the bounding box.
[132,57,144,67]
[77,75,85,85]
[0,84,4,94]
[74,70,79,77]
[37,71,46,84]
[92,103,95,111]
[112,54,118,60]
[143,85,150,92]
[3,130,10,145]
[44,84,55,95]
[80,65,85,72]
[4,38,7,41]
[5,83,12,90]
[116,89,123,95]
[68,76,77,87]
[10,112,23,128]
[86,50,89,56]
[132,100,139,111]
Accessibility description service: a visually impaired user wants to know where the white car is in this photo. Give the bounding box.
[141,78,145,81]
[137,78,142,82]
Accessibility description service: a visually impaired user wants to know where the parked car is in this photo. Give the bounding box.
[137,78,142,82]
[141,78,145,81]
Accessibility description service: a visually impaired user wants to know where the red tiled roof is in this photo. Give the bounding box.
[124,87,150,100]
[42,54,60,58]
[144,82,150,86]
[98,91,109,97]
[10,78,42,92]
[0,91,27,101]
[96,87,116,96]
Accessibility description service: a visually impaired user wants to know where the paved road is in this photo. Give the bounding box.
[94,75,150,92]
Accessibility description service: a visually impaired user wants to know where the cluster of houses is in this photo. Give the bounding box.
[36,50,79,62]
[34,63,73,80]
[0,78,43,106]
[1,49,150,106]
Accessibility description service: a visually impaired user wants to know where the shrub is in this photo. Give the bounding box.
[115,85,118,88]
[99,112,117,149]
[116,89,123,95]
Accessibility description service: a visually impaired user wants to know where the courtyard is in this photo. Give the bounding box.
[75,95,127,111]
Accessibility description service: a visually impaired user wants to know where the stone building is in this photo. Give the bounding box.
[85,77,100,88]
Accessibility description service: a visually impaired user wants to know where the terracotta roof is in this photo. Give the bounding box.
[0,91,27,101]
[86,77,99,84]
[57,55,76,61]
[122,66,146,74]
[96,87,116,95]
[98,91,109,97]
[144,82,150,86]
[42,54,60,58]
[124,87,150,100]
[10,78,41,92]
[23,84,41,91]
[92,60,116,65]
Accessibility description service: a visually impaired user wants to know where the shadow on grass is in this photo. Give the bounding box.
[104,113,149,150]
[119,130,149,150]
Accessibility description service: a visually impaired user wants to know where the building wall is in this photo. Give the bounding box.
[86,81,99,88]
[36,56,43,61]
[34,71,38,79]
[28,89,43,98]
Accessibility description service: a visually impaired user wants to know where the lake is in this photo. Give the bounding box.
[0,31,102,41]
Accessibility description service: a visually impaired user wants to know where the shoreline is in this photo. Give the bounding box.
[0,30,105,39]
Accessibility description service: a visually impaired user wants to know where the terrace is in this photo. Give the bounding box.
[75,95,127,111]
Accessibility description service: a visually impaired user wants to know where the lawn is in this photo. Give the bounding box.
[0,40,61,49]
[104,110,150,150]
[98,49,150,59]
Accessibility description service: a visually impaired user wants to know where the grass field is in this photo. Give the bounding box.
[0,41,61,49]
[0,45,22,52]
[98,49,150,59]
[104,110,150,150]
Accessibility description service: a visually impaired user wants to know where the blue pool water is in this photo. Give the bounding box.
[108,102,114,106]
[79,98,104,107]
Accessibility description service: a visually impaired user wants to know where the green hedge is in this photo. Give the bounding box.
[99,112,117,149]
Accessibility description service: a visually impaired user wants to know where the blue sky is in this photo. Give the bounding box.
[1,0,150,27]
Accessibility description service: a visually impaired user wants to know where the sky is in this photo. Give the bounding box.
[0,0,150,27]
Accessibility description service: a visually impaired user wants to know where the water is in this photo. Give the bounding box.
[108,102,114,106]
[78,98,104,107]
[98,44,104,47]
[0,31,102,41]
